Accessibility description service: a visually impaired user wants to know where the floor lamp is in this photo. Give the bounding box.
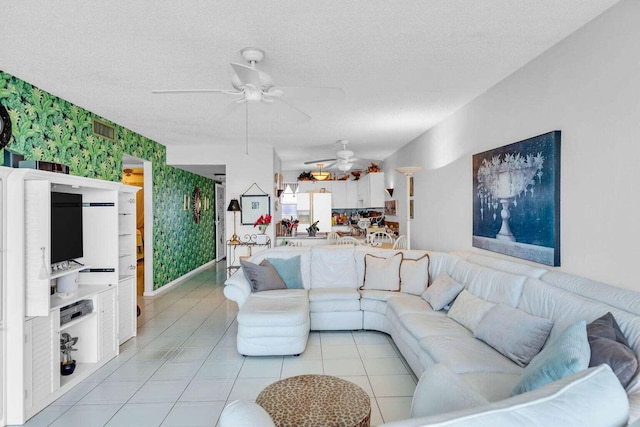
[227,198,242,245]
[395,166,422,250]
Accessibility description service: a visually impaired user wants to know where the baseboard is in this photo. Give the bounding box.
[144,260,216,297]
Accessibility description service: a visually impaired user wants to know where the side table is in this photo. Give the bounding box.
[226,235,271,278]
[256,375,370,427]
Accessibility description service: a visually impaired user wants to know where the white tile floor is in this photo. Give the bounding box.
[19,263,417,427]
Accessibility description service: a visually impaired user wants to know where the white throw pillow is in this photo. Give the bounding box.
[475,304,554,367]
[400,253,430,295]
[361,252,403,291]
[447,290,496,333]
[421,273,464,311]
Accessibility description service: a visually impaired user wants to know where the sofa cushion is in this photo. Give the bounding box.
[361,252,403,291]
[475,304,553,367]
[587,312,638,388]
[237,292,309,327]
[309,288,362,313]
[422,273,464,311]
[241,259,287,292]
[400,314,472,341]
[447,290,495,333]
[419,335,524,375]
[410,364,489,419]
[400,253,430,295]
[512,320,590,396]
[310,246,358,289]
[266,256,303,289]
[387,295,439,317]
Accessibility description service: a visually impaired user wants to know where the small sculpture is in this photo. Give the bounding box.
[60,332,78,375]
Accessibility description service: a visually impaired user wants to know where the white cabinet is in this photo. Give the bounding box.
[356,172,385,208]
[24,313,59,418]
[99,287,118,360]
[117,277,136,345]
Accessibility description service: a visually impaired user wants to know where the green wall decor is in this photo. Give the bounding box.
[0,71,215,290]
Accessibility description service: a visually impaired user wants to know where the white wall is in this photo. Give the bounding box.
[384,0,640,291]
[167,143,277,247]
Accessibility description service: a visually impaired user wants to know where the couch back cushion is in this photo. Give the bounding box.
[426,252,462,281]
[467,269,526,308]
[310,246,358,289]
[248,246,312,289]
[518,277,640,392]
[459,251,548,278]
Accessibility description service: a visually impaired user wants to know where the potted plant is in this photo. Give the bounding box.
[307,220,320,237]
[254,214,272,244]
[281,217,299,236]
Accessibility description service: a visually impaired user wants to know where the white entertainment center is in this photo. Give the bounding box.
[1,166,139,425]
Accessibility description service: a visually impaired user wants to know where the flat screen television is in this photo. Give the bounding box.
[51,192,84,264]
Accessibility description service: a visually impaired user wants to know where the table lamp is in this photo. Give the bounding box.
[227,198,242,245]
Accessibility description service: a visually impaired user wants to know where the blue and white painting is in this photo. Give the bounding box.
[472,131,561,266]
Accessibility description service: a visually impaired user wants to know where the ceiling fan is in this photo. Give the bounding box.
[152,48,344,152]
[305,140,374,172]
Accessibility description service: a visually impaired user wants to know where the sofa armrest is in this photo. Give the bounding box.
[224,269,252,307]
[411,364,489,418]
[219,400,275,427]
[382,365,628,427]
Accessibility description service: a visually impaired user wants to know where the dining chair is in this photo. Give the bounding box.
[392,235,408,250]
[327,232,340,244]
[336,236,361,246]
[367,231,395,246]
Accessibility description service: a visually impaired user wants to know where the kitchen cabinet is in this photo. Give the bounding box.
[356,172,385,208]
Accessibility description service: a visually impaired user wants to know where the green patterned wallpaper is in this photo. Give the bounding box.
[0,71,215,290]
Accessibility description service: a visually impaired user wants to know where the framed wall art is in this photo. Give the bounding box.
[472,130,561,266]
[240,194,271,225]
[384,200,397,216]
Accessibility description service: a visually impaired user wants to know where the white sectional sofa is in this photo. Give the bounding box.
[223,245,640,425]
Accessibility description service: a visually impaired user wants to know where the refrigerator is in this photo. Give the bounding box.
[296,192,332,234]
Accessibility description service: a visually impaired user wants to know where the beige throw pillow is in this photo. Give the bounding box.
[400,254,430,295]
[361,252,403,291]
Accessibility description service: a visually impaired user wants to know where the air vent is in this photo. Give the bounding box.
[92,119,116,141]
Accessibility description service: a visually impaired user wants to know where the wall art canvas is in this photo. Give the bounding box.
[472,131,561,266]
[384,200,397,216]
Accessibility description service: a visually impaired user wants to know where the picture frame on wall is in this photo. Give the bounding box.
[240,194,271,225]
[384,200,397,216]
[472,130,561,266]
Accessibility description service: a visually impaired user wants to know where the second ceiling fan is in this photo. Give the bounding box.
[305,140,376,172]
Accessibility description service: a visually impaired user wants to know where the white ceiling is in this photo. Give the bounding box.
[1,1,619,176]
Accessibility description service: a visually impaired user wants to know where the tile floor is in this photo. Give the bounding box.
[19,263,417,427]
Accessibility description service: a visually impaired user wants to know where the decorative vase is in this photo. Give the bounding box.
[258,224,268,234]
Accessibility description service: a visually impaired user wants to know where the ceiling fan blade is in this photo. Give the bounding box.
[304,158,337,165]
[264,88,283,98]
[210,98,244,122]
[231,62,262,89]
[274,97,311,123]
[151,89,240,94]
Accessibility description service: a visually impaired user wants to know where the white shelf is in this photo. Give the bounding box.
[49,264,91,280]
[50,284,111,311]
[119,274,135,282]
[60,311,96,331]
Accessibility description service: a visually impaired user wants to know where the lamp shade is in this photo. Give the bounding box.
[227,198,241,212]
[395,166,422,176]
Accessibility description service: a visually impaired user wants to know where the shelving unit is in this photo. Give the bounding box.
[4,168,138,425]
[117,187,138,344]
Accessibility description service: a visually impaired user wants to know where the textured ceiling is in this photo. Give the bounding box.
[1,1,619,174]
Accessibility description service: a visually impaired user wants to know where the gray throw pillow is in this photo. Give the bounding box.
[587,312,638,388]
[475,304,554,367]
[240,259,287,293]
[421,273,464,311]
